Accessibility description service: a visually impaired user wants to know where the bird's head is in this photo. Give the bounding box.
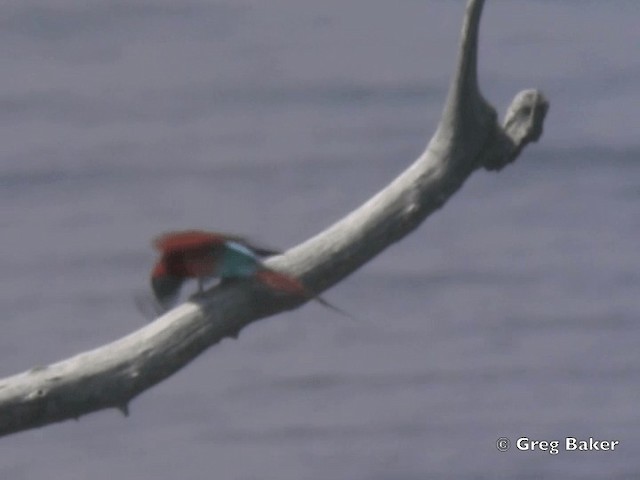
[151,260,183,307]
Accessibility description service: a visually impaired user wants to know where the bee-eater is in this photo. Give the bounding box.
[149,230,349,316]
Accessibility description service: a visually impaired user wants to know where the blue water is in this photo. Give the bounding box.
[1,1,639,479]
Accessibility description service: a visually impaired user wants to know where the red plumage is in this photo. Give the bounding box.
[151,230,278,280]
[153,230,230,254]
[146,230,351,319]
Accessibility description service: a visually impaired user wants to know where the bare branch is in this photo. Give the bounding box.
[0,0,548,438]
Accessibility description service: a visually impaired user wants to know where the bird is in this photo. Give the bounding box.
[147,230,350,317]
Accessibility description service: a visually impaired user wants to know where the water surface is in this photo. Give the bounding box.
[1,1,638,479]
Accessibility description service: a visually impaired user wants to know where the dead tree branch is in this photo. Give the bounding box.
[0,0,548,438]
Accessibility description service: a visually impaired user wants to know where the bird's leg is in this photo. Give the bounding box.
[197,277,205,294]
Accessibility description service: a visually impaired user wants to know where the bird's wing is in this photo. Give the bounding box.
[153,230,280,257]
[153,230,227,253]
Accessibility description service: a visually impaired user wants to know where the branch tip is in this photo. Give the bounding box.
[480,89,550,171]
[442,0,485,126]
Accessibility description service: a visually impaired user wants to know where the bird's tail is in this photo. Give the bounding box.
[255,269,354,320]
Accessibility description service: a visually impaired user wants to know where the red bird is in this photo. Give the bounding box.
[148,230,349,316]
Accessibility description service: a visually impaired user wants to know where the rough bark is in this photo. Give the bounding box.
[0,0,548,438]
